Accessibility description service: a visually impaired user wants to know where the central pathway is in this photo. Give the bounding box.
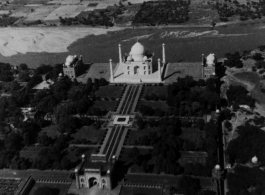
[98,84,142,162]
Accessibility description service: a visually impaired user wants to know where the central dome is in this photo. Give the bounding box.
[130,42,145,61]
[206,53,216,67]
[252,156,258,164]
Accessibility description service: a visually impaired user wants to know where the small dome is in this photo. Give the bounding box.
[215,164,221,170]
[216,109,220,114]
[206,53,216,67]
[74,168,78,173]
[112,155,116,159]
[127,55,132,61]
[252,156,258,164]
[59,73,62,77]
[65,55,76,66]
[81,154,85,158]
[107,170,110,174]
[130,42,145,61]
[143,56,148,61]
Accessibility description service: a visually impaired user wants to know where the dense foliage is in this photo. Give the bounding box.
[59,5,125,27]
[133,1,190,25]
[226,123,265,164]
[215,0,265,22]
[166,77,219,116]
[0,63,14,82]
[227,165,265,195]
[226,85,255,108]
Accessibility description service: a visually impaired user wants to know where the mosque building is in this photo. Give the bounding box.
[63,55,84,78]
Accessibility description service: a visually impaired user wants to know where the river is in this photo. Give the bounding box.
[1,20,265,67]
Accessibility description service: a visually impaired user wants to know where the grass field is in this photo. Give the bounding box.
[93,100,118,111]
[28,182,71,195]
[139,101,169,112]
[11,0,50,4]
[119,148,151,162]
[95,85,124,98]
[44,5,86,20]
[67,147,97,163]
[144,85,167,98]
[20,146,44,160]
[120,186,161,195]
[180,127,205,143]
[39,125,60,139]
[72,125,104,144]
[126,127,159,145]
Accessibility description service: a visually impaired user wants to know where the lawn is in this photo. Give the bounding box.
[39,125,60,139]
[72,125,104,144]
[126,127,159,145]
[20,146,45,160]
[139,101,169,112]
[144,85,167,98]
[93,100,118,111]
[119,148,151,162]
[95,85,124,98]
[120,186,161,195]
[28,182,71,195]
[180,128,205,143]
[67,147,97,163]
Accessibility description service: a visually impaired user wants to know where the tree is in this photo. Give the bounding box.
[18,72,30,82]
[178,176,201,195]
[19,64,28,71]
[137,117,145,130]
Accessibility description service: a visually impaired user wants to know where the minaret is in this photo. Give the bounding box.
[109,59,114,83]
[75,168,80,189]
[158,58,161,83]
[119,44,122,64]
[162,43,166,65]
[202,54,205,78]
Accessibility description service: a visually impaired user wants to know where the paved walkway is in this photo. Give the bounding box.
[94,84,143,162]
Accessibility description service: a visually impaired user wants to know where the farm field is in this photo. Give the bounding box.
[139,100,169,112]
[44,5,87,20]
[95,85,124,98]
[25,5,59,21]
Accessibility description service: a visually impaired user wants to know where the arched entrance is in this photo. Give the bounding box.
[88,177,97,188]
[134,66,140,75]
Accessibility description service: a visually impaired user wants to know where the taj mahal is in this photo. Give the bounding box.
[63,41,216,83]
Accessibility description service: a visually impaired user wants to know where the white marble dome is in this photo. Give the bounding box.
[252,156,258,164]
[65,55,77,66]
[215,164,221,170]
[206,53,216,67]
[130,42,145,61]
